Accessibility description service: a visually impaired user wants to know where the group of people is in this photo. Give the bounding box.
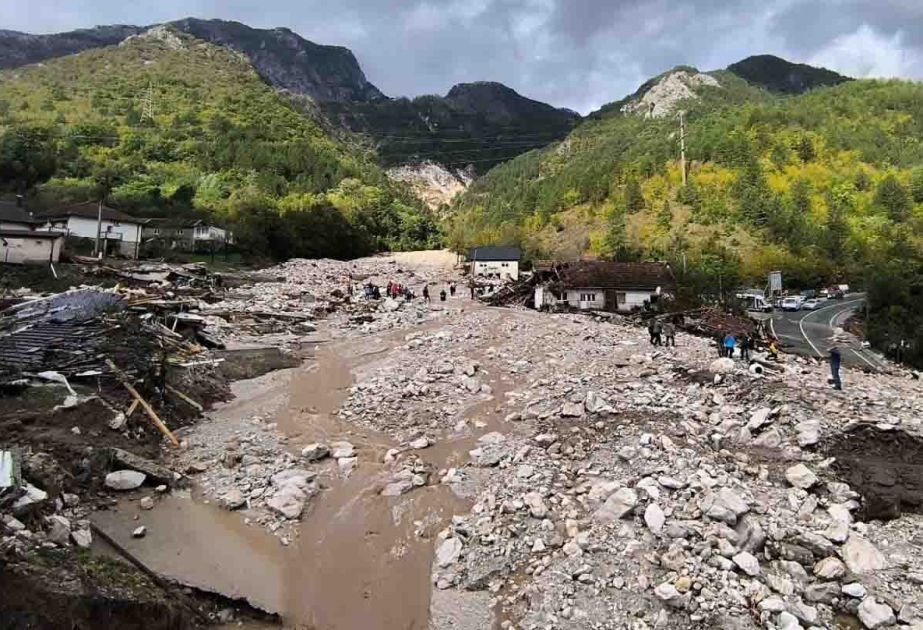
[718,332,754,360]
[647,319,677,347]
[421,282,457,303]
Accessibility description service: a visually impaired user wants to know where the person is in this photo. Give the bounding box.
[372,285,381,300]
[830,346,842,390]
[663,320,676,347]
[470,283,476,299]
[768,338,780,361]
[450,282,456,297]
[440,289,447,302]
[386,281,393,298]
[647,322,657,345]
[724,333,737,358]
[716,332,726,357]
[652,320,663,346]
[422,285,430,303]
[740,334,751,361]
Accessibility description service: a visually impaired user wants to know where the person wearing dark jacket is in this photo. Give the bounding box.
[830,347,842,390]
[740,335,751,361]
[422,285,430,303]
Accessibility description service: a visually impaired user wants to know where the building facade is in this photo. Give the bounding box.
[468,245,521,281]
[534,261,675,313]
[38,202,143,259]
[0,230,64,264]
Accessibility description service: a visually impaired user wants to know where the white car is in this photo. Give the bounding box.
[802,298,823,310]
[781,297,802,311]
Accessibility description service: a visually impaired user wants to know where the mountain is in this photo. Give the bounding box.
[0,25,145,70]
[326,81,580,173]
[0,27,438,260]
[447,65,923,292]
[726,54,850,94]
[0,19,577,172]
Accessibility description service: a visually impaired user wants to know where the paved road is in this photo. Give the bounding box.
[757,294,887,370]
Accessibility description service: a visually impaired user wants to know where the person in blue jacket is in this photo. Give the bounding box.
[724,334,736,358]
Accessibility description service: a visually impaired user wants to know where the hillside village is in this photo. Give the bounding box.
[0,11,922,630]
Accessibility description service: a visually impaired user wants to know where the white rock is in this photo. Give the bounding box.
[105,470,146,491]
[595,488,637,523]
[644,503,666,534]
[71,528,92,548]
[221,487,247,510]
[777,611,803,630]
[330,442,355,459]
[560,401,584,418]
[132,526,147,538]
[524,492,548,519]
[139,496,154,510]
[796,420,821,447]
[584,391,613,414]
[842,535,888,575]
[271,468,314,490]
[842,583,867,598]
[759,597,787,612]
[732,551,761,576]
[785,464,818,489]
[266,485,307,519]
[746,407,772,431]
[814,556,846,579]
[409,436,430,450]
[45,515,71,546]
[710,358,736,375]
[301,443,330,461]
[653,582,685,608]
[858,597,896,629]
[435,537,463,568]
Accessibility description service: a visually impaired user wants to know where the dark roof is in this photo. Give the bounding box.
[0,229,65,239]
[143,218,201,228]
[555,261,675,290]
[0,200,39,225]
[37,202,142,224]
[468,245,521,261]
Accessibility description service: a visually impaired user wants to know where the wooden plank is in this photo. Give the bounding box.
[105,359,179,447]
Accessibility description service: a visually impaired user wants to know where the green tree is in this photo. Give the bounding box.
[795,135,816,163]
[824,181,854,263]
[874,174,911,221]
[910,168,923,204]
[623,177,645,213]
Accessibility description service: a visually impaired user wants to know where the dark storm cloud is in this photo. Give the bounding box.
[4,0,922,113]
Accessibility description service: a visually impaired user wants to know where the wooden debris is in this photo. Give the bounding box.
[105,359,180,448]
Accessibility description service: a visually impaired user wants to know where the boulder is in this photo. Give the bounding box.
[381,479,415,496]
[301,443,330,461]
[110,448,176,486]
[814,556,846,579]
[595,488,637,523]
[732,551,761,576]
[104,470,146,491]
[221,487,247,510]
[71,527,92,548]
[710,358,736,375]
[654,582,686,608]
[409,436,431,450]
[271,468,314,490]
[132,526,147,538]
[436,537,463,568]
[796,420,821,447]
[584,391,614,414]
[330,442,355,459]
[560,401,584,418]
[266,485,307,519]
[858,597,896,629]
[45,515,71,546]
[842,535,888,575]
[785,464,819,489]
[139,496,154,510]
[842,583,867,598]
[524,492,548,519]
[746,407,773,431]
[644,503,666,534]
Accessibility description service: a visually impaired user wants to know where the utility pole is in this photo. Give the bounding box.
[679,111,687,186]
[140,81,154,123]
[94,198,103,257]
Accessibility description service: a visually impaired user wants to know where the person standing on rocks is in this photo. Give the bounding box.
[652,320,663,346]
[830,346,842,390]
[439,288,447,302]
[724,333,737,358]
[663,320,676,347]
[450,282,456,297]
[648,321,657,345]
[740,334,751,361]
[422,285,431,303]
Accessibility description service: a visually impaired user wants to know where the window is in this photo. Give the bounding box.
[616,292,627,304]
[580,293,597,302]
[501,262,509,267]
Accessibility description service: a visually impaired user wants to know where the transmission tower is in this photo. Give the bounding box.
[139,81,154,123]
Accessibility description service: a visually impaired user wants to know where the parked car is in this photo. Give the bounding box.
[781,297,802,311]
[799,289,816,299]
[828,288,845,299]
[802,298,823,310]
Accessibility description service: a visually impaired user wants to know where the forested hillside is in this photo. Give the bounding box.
[0,27,439,259]
[448,71,923,364]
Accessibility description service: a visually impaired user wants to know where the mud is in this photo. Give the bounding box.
[827,424,923,520]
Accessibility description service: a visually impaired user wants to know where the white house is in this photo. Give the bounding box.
[0,230,64,264]
[534,261,675,313]
[193,223,232,245]
[468,246,521,281]
[37,202,144,259]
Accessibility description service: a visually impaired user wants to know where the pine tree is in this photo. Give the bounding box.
[874,174,911,222]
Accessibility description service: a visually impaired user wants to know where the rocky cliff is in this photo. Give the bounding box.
[0,25,144,69]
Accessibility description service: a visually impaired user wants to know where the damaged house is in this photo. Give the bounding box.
[534,261,675,312]
[0,199,64,264]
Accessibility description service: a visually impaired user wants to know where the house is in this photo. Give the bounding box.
[143,219,232,252]
[0,199,40,230]
[534,261,675,313]
[36,202,144,259]
[0,230,64,264]
[468,246,521,281]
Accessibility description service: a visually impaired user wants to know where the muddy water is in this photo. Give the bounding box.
[93,310,522,629]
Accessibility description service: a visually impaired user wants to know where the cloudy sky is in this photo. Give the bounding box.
[4,0,922,113]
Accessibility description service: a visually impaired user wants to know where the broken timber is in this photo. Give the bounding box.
[105,358,180,447]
